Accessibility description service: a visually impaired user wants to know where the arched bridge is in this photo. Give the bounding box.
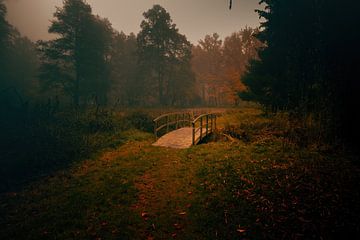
[152,112,218,149]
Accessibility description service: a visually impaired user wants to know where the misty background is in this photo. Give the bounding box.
[5,0,261,43]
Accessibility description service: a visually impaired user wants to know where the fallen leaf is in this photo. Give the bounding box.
[173,223,182,229]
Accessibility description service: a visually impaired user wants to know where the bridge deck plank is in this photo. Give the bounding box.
[152,127,209,149]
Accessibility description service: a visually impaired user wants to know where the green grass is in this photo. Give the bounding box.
[1,107,359,239]
[0,132,154,239]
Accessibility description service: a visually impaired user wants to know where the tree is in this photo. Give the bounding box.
[6,32,40,98]
[191,30,261,106]
[0,1,39,104]
[108,32,139,106]
[80,16,113,105]
[223,28,262,104]
[241,0,360,144]
[38,0,113,106]
[0,0,9,47]
[137,4,194,106]
[0,0,10,89]
[241,1,320,112]
[192,33,224,106]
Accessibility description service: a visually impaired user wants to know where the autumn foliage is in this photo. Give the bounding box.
[191,28,262,106]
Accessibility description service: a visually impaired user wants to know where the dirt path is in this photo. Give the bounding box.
[130,147,197,239]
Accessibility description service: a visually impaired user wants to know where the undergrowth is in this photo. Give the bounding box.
[0,105,154,192]
[195,108,360,239]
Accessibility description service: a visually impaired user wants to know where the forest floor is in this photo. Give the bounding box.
[0,108,359,239]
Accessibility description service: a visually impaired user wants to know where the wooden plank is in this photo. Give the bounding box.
[152,127,194,149]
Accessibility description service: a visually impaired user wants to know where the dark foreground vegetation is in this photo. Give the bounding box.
[0,104,155,192]
[240,0,360,150]
[0,108,359,239]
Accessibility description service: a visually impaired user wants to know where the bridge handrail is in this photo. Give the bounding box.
[191,113,217,145]
[153,111,188,122]
[153,112,192,139]
[153,111,218,145]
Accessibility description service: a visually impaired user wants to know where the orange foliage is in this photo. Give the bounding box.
[191,28,262,106]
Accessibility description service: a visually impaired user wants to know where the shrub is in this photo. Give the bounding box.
[0,105,125,192]
[124,111,153,133]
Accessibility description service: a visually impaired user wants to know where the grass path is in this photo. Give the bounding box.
[1,108,359,239]
[131,147,196,239]
[0,129,204,239]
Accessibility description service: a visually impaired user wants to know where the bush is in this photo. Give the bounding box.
[0,105,125,192]
[124,111,153,133]
[220,111,332,151]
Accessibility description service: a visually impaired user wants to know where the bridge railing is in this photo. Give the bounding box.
[192,113,217,145]
[153,112,193,139]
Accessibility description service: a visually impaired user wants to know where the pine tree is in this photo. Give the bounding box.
[38,0,113,106]
[241,0,360,144]
[137,5,193,106]
[0,0,10,89]
[0,1,39,101]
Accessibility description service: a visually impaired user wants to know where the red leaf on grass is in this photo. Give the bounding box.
[237,228,246,233]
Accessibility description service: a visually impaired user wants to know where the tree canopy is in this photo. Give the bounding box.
[192,29,262,106]
[38,0,113,106]
[137,4,194,106]
[0,1,39,107]
[241,0,360,143]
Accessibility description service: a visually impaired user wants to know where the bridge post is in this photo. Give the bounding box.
[206,115,209,136]
[166,115,169,133]
[215,115,217,130]
[192,121,195,145]
[154,120,157,140]
[200,117,203,141]
[175,114,178,129]
[182,113,184,128]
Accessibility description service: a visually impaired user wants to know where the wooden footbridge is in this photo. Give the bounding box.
[152,112,218,149]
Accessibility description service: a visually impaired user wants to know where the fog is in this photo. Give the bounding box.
[5,0,261,43]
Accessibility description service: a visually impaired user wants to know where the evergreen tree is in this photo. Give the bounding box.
[137,5,193,106]
[0,2,39,103]
[38,0,113,106]
[108,32,138,106]
[0,0,9,47]
[0,0,10,89]
[241,0,360,144]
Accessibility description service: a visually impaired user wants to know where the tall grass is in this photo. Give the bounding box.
[221,109,340,152]
[0,104,154,192]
